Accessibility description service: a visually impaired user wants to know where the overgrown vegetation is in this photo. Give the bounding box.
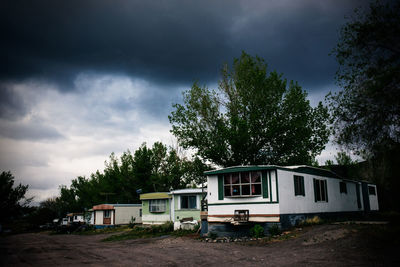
[250,224,265,238]
[268,224,281,236]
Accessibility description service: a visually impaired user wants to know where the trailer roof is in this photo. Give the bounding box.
[204,165,341,179]
[140,192,171,200]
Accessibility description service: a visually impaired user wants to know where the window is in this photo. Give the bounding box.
[314,179,328,202]
[340,181,347,194]
[180,195,197,209]
[139,209,142,217]
[368,186,376,195]
[294,175,305,196]
[224,171,262,197]
[104,210,111,218]
[149,199,166,213]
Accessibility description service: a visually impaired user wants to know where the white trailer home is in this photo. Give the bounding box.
[91,204,142,228]
[66,213,84,224]
[205,165,378,236]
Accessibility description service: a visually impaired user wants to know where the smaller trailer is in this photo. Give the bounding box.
[91,204,142,228]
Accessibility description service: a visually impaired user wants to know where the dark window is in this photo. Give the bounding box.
[294,175,305,196]
[223,171,262,197]
[368,186,376,195]
[104,210,111,218]
[314,179,328,202]
[340,181,347,194]
[180,195,197,209]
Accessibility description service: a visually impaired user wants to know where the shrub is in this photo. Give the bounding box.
[208,232,218,239]
[268,224,281,236]
[250,224,265,238]
[128,216,136,228]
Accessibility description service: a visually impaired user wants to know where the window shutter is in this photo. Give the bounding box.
[293,176,297,195]
[324,180,328,202]
[262,172,269,198]
[218,175,224,200]
[313,178,317,202]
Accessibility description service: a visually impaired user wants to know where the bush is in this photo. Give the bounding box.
[128,216,136,228]
[208,232,218,239]
[250,224,265,238]
[268,224,281,236]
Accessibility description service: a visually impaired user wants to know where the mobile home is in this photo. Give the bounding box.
[140,189,206,229]
[205,165,378,235]
[91,203,142,228]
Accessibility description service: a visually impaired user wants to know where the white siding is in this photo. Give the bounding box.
[142,214,170,224]
[368,185,379,211]
[278,170,362,214]
[207,171,280,221]
[94,210,103,225]
[114,206,142,224]
[94,210,115,225]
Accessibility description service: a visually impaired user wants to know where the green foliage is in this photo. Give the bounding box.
[250,224,265,238]
[169,52,330,166]
[329,1,400,211]
[268,224,281,236]
[335,151,357,166]
[128,216,136,228]
[328,0,400,156]
[52,142,204,217]
[0,171,31,223]
[208,232,218,239]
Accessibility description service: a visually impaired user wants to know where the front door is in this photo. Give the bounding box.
[103,210,111,224]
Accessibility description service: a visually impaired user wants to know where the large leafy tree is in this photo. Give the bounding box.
[328,0,400,154]
[169,52,330,167]
[328,0,400,211]
[0,171,31,223]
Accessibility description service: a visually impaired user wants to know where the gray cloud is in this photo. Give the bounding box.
[0,119,64,141]
[1,0,365,93]
[0,84,28,119]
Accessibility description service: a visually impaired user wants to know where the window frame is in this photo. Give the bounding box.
[223,171,262,197]
[368,185,376,195]
[339,181,347,194]
[314,178,328,202]
[104,210,111,218]
[180,195,197,210]
[149,199,167,213]
[293,175,305,196]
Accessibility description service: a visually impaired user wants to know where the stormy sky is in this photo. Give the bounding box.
[0,0,365,202]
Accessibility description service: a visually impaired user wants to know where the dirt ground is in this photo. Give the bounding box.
[1,224,399,266]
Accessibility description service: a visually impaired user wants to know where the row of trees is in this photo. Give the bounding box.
[29,142,209,225]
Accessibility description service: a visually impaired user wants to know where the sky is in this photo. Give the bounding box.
[0,0,366,203]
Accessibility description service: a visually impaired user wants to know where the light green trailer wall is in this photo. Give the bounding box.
[173,195,201,221]
[141,198,171,224]
[142,199,170,215]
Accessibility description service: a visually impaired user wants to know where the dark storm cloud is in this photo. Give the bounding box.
[1,0,364,91]
[0,84,27,119]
